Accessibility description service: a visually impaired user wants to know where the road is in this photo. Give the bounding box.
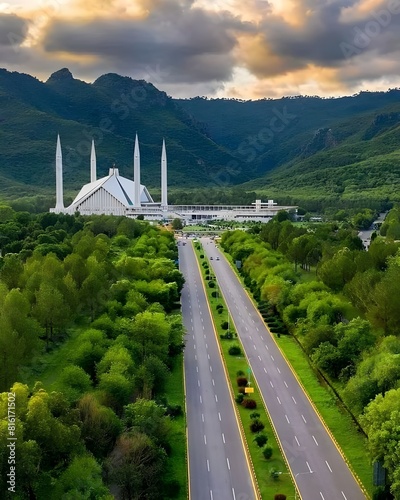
[179,240,257,500]
[201,237,367,500]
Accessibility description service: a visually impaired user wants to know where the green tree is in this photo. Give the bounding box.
[78,394,122,458]
[361,388,400,498]
[53,454,112,499]
[130,311,170,364]
[171,218,183,230]
[105,432,167,500]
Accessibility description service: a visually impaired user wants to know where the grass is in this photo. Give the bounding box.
[194,243,296,499]
[221,246,373,497]
[22,326,87,390]
[163,353,188,500]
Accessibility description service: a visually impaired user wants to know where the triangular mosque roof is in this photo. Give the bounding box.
[68,168,153,209]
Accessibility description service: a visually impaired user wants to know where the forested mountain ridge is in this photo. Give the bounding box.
[0,67,245,198]
[177,93,400,208]
[1,66,400,207]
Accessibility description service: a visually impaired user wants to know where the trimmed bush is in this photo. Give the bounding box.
[250,419,265,433]
[235,393,244,404]
[211,291,219,298]
[200,254,204,258]
[262,445,273,460]
[229,345,242,356]
[236,370,245,377]
[217,307,223,314]
[274,495,287,500]
[208,281,216,288]
[250,412,260,420]
[221,321,229,330]
[269,468,279,480]
[236,377,248,387]
[253,433,268,447]
[242,398,257,409]
[216,304,224,311]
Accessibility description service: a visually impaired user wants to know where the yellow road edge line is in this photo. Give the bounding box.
[192,242,262,500]
[221,246,371,500]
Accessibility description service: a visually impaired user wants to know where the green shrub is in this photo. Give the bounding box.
[235,393,244,404]
[250,419,265,433]
[253,433,268,447]
[236,370,245,377]
[229,345,242,356]
[250,412,260,420]
[269,468,279,480]
[211,291,219,298]
[221,321,229,330]
[262,445,273,460]
[208,281,216,288]
[274,495,287,500]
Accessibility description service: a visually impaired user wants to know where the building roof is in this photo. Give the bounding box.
[68,168,154,209]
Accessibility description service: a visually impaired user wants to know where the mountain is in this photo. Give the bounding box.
[1,67,400,209]
[176,92,400,208]
[0,68,247,199]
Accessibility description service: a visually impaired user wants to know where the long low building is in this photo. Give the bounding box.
[50,135,297,222]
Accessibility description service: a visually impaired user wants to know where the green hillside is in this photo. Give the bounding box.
[0,68,247,199]
[1,67,400,209]
[243,104,400,209]
[177,93,400,208]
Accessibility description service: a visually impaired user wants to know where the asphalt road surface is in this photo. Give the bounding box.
[201,237,367,500]
[179,240,257,500]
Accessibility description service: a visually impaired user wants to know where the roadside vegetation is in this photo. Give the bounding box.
[0,210,186,499]
[193,243,296,499]
[220,207,400,499]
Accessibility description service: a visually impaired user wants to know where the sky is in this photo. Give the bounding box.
[0,0,400,98]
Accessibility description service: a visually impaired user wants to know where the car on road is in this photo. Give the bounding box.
[210,256,213,260]
[216,256,220,260]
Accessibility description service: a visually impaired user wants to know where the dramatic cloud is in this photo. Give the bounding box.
[40,5,247,84]
[0,12,28,46]
[1,0,400,97]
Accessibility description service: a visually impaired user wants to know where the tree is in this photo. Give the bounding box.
[0,289,42,390]
[78,394,122,458]
[105,432,167,500]
[53,455,112,499]
[171,218,183,230]
[361,388,400,498]
[60,365,92,402]
[124,399,170,447]
[34,282,68,342]
[130,311,170,364]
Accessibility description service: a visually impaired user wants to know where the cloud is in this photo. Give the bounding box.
[0,12,28,46]
[1,0,400,98]
[38,1,251,84]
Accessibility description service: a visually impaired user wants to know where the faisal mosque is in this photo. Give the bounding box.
[50,135,296,222]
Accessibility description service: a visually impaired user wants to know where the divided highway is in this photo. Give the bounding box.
[201,237,367,500]
[179,240,257,500]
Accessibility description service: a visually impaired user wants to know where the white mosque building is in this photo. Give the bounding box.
[50,134,297,222]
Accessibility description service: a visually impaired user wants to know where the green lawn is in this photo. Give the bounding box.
[22,326,87,391]
[194,243,296,499]
[163,354,188,500]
